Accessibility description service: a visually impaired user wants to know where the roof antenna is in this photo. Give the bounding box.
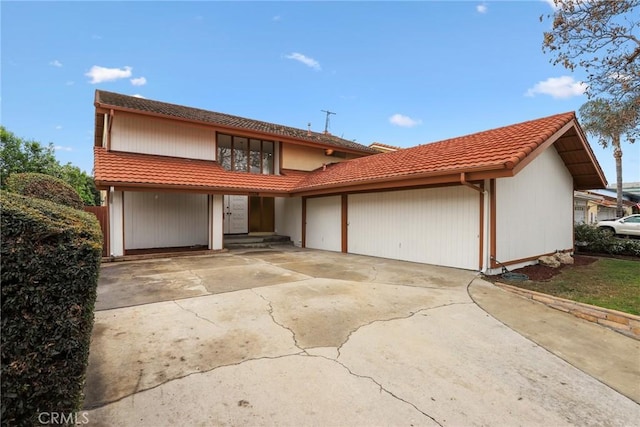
[321,109,336,135]
[307,122,312,136]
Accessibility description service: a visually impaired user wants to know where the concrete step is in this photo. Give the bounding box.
[224,235,292,249]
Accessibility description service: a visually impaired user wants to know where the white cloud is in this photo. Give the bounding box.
[85,65,132,84]
[130,76,147,86]
[132,94,146,99]
[49,59,63,67]
[54,146,73,152]
[476,4,488,13]
[389,114,422,128]
[285,52,321,70]
[525,76,587,99]
[55,125,62,130]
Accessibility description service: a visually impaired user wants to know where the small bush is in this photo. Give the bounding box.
[1,191,102,426]
[575,223,640,257]
[6,172,84,209]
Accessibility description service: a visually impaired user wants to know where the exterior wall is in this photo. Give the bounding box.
[281,143,358,171]
[275,197,302,246]
[305,196,342,252]
[348,187,480,270]
[111,112,215,160]
[496,146,573,263]
[109,190,124,257]
[124,191,208,250]
[574,199,587,224]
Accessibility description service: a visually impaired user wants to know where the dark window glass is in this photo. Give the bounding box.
[234,137,248,172]
[217,134,232,170]
[217,133,274,174]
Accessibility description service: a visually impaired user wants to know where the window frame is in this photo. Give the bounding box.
[217,132,275,174]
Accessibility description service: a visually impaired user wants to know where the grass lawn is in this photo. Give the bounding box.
[507,257,640,316]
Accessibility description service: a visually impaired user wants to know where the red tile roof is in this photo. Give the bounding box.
[293,112,605,193]
[94,147,307,194]
[95,90,377,154]
[94,111,607,194]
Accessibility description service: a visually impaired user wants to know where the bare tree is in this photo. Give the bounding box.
[541,0,640,112]
[579,98,638,217]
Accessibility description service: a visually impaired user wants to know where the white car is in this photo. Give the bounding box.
[597,214,640,237]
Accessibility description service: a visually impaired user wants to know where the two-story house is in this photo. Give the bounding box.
[93,90,606,273]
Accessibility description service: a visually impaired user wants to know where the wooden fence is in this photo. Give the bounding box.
[84,206,109,257]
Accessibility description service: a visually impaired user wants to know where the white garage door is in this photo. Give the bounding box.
[305,195,342,252]
[348,187,480,270]
[124,192,208,250]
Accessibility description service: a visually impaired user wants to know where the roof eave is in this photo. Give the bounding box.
[290,164,513,197]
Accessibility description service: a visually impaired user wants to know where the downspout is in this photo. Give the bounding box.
[460,172,483,194]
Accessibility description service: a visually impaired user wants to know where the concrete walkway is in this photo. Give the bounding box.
[84,248,639,426]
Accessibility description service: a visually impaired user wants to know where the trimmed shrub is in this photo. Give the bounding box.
[575,223,640,257]
[5,172,84,209]
[1,191,102,426]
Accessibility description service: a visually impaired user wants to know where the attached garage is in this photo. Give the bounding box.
[348,186,481,270]
[123,192,208,250]
[305,196,342,252]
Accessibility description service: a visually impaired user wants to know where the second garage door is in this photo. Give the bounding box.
[348,186,480,270]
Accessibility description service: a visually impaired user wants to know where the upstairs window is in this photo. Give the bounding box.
[217,133,274,174]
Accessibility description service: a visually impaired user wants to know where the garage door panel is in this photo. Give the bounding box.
[124,192,208,250]
[306,196,341,252]
[348,187,479,270]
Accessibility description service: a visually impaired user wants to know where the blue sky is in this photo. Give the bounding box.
[2,0,638,185]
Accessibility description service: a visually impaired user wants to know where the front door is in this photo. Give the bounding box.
[223,195,248,234]
[249,196,275,233]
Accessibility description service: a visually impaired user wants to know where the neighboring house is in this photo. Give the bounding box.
[93,90,606,273]
[574,191,603,224]
[585,188,638,219]
[368,142,401,153]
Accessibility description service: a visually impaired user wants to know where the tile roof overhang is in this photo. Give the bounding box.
[94,147,308,196]
[290,112,608,196]
[94,90,377,155]
[93,110,607,198]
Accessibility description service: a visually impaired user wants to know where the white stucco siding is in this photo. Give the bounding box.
[348,187,480,270]
[111,112,215,160]
[305,196,342,252]
[124,192,208,250]
[496,146,574,263]
[275,197,302,246]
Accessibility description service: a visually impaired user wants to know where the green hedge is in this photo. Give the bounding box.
[5,173,84,209]
[575,223,640,257]
[1,191,102,426]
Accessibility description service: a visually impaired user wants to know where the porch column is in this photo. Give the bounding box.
[109,189,124,257]
[209,194,224,250]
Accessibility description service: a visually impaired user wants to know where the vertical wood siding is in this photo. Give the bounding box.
[305,196,342,252]
[496,146,573,263]
[124,192,208,250]
[275,197,302,246]
[348,187,480,270]
[111,112,215,160]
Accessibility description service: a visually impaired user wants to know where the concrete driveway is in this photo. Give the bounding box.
[84,247,639,426]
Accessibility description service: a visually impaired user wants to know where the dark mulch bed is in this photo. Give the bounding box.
[485,255,598,282]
